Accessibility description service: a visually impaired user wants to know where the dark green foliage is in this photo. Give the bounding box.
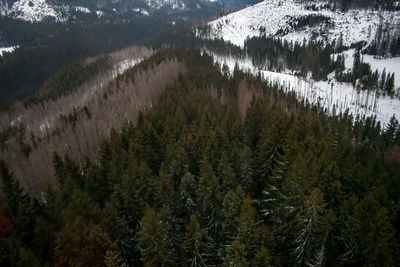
[1,48,400,266]
[33,56,111,104]
[183,214,207,267]
[138,205,174,266]
[245,36,335,80]
[0,160,29,217]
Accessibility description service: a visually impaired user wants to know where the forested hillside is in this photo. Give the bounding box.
[1,48,400,266]
[0,16,174,109]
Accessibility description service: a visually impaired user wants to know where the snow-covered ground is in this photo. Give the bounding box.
[0,46,18,56]
[341,49,400,88]
[74,6,91,14]
[0,0,190,22]
[1,0,68,22]
[204,0,400,126]
[207,0,400,47]
[208,51,400,127]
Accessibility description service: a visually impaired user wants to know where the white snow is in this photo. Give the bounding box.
[204,0,400,126]
[0,46,18,57]
[207,0,400,48]
[96,10,105,18]
[340,49,400,88]
[74,6,91,13]
[208,51,400,126]
[363,55,400,89]
[114,58,143,75]
[144,0,186,10]
[133,8,150,16]
[3,0,68,22]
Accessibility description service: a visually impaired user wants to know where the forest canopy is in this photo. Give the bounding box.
[0,48,399,266]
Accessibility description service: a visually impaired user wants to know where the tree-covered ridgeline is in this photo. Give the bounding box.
[1,48,400,266]
[303,0,400,11]
[0,16,173,109]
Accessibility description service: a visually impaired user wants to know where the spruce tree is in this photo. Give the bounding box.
[224,239,249,267]
[385,73,395,95]
[137,205,173,266]
[379,68,386,91]
[292,188,329,266]
[183,214,207,267]
[0,160,29,217]
[352,50,361,82]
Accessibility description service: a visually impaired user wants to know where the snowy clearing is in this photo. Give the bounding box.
[208,51,400,127]
[341,49,400,88]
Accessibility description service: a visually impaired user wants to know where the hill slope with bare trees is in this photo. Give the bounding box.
[0,46,185,193]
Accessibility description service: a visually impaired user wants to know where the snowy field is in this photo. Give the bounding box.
[205,0,400,127]
[341,49,400,88]
[207,0,400,47]
[208,52,400,127]
[0,46,18,57]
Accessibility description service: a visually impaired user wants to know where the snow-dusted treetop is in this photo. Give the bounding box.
[207,0,400,47]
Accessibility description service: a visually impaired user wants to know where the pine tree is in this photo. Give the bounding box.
[292,188,329,266]
[221,186,247,245]
[137,205,173,266]
[183,215,207,267]
[104,250,127,267]
[197,159,223,264]
[384,116,399,147]
[379,68,386,91]
[236,197,269,259]
[0,160,29,217]
[217,151,238,191]
[54,217,112,267]
[352,50,361,81]
[53,152,65,186]
[251,247,271,267]
[180,171,198,215]
[224,239,249,267]
[385,73,395,95]
[255,127,289,224]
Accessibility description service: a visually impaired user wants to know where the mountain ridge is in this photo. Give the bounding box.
[0,0,260,22]
[205,0,400,48]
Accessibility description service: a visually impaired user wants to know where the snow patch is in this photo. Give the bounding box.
[0,46,18,57]
[96,10,105,18]
[133,8,149,16]
[74,6,91,14]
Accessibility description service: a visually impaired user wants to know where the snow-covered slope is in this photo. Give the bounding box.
[207,0,400,47]
[0,0,213,22]
[0,0,67,22]
[203,0,400,125]
[209,51,400,126]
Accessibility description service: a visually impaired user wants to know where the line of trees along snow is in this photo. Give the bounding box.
[1,48,400,266]
[303,0,400,11]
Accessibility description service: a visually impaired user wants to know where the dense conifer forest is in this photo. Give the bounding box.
[1,1,400,264]
[1,48,400,266]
